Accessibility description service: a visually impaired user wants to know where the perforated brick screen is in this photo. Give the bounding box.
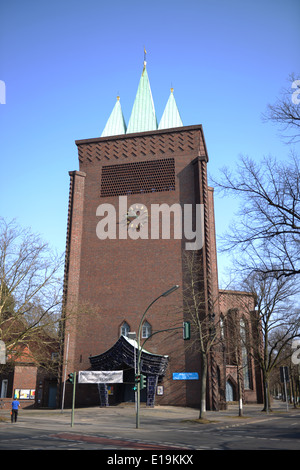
[100,158,175,197]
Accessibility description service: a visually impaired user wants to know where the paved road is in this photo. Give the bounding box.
[0,400,299,453]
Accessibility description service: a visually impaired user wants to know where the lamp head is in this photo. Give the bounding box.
[161,285,179,297]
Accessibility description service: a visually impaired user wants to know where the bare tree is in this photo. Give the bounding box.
[212,153,300,280]
[182,250,224,419]
[0,218,64,367]
[210,76,300,412]
[240,273,300,412]
[212,74,300,280]
[272,340,300,407]
[224,308,249,417]
[262,73,300,144]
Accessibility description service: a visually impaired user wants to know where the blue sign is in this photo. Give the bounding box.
[173,372,199,380]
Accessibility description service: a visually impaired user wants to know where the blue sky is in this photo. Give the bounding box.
[1,0,299,287]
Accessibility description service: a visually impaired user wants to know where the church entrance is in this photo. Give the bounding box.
[89,335,168,407]
[122,383,146,403]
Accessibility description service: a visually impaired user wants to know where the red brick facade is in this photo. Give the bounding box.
[0,321,59,410]
[61,125,263,409]
[0,366,37,410]
[219,290,263,404]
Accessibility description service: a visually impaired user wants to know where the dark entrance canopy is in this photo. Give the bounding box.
[89,335,169,407]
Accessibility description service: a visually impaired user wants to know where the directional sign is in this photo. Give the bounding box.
[173,372,199,380]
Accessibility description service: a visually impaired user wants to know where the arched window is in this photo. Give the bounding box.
[142,320,152,339]
[121,321,130,337]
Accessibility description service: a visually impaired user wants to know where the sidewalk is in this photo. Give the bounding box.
[1,398,298,432]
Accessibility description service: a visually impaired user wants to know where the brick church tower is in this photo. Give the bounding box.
[60,58,263,409]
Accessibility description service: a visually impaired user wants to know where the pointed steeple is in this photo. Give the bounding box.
[126,58,158,134]
[158,88,183,130]
[101,96,127,137]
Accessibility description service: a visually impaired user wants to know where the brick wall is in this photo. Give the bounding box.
[219,290,263,403]
[62,126,215,408]
[0,365,37,410]
[62,125,254,409]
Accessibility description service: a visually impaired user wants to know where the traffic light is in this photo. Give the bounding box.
[183,321,191,340]
[68,373,75,384]
[133,374,140,391]
[140,374,146,390]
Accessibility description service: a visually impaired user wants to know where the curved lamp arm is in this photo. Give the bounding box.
[137,285,179,370]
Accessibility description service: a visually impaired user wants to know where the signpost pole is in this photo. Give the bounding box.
[71,372,76,427]
[280,366,289,411]
[61,333,69,413]
[283,367,289,411]
[136,285,179,429]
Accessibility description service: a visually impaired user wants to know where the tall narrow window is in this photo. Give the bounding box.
[121,321,130,337]
[142,321,152,339]
[220,315,225,339]
[240,318,250,389]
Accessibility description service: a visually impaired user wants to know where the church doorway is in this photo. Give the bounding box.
[122,382,146,403]
[121,367,146,403]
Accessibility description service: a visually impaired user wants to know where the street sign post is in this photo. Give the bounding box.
[71,372,76,427]
[280,366,289,411]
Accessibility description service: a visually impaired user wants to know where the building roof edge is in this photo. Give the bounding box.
[75,124,203,146]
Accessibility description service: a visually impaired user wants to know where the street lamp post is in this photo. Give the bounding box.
[128,332,137,412]
[136,285,179,429]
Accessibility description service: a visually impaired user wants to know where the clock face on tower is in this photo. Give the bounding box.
[126,204,148,232]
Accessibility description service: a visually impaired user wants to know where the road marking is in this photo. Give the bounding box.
[50,433,192,450]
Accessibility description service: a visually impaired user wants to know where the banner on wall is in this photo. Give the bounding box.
[78,370,123,384]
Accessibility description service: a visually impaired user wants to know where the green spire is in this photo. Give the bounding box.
[126,61,158,134]
[158,88,183,130]
[101,96,127,137]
